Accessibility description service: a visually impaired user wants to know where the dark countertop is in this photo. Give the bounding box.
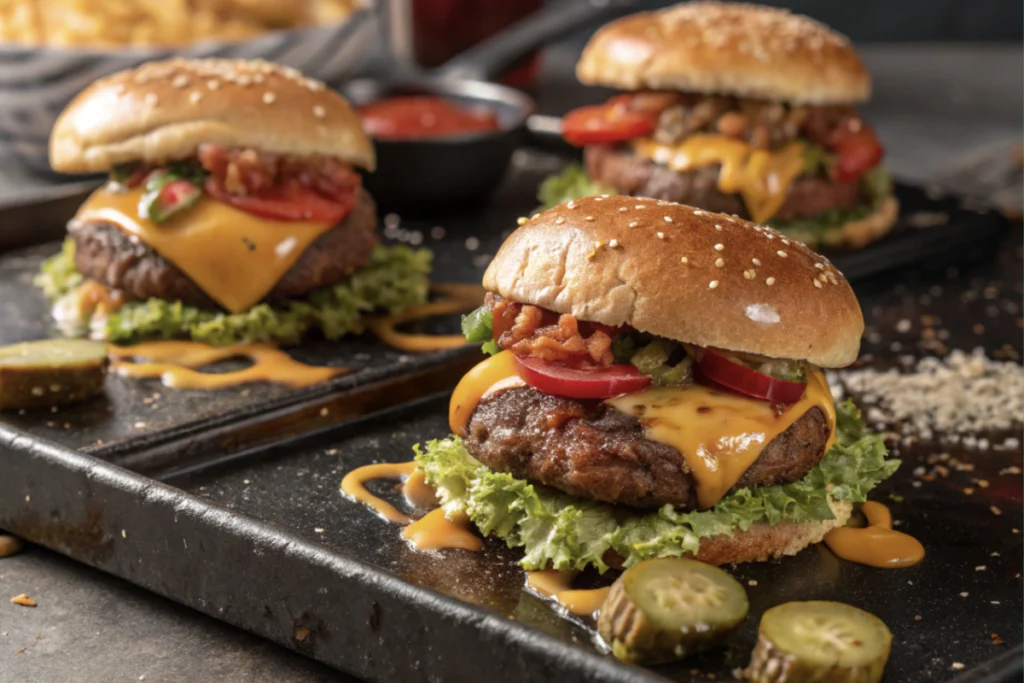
[1,43,1021,683]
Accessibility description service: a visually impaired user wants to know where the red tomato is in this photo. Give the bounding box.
[561,104,656,147]
[515,355,651,399]
[695,349,807,404]
[204,179,355,223]
[831,128,884,182]
[161,179,198,207]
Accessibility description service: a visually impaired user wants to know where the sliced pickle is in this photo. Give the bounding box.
[0,339,109,410]
[744,601,891,683]
[597,557,748,664]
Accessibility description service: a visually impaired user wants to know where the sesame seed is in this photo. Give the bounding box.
[663,216,673,223]
[628,221,639,228]
[781,238,790,245]
[815,262,825,269]
[585,215,594,222]
[609,239,620,248]
[531,213,539,220]
[618,207,628,213]
[693,209,706,216]
[263,92,277,104]
[952,663,965,671]
[207,79,220,90]
[555,217,565,225]
[714,224,723,231]
[680,257,689,264]
[752,258,761,266]
[567,201,576,209]
[313,105,326,119]
[237,75,252,86]
[144,93,158,106]
[189,91,202,104]
[715,258,725,268]
[744,270,755,280]
[777,250,788,258]
[634,204,645,209]
[714,243,724,251]
[594,241,603,248]
[709,280,719,289]
[657,232,666,239]
[171,74,189,88]
[766,277,776,286]
[516,217,527,226]
[813,278,823,289]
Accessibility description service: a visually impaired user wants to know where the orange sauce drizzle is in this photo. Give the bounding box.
[403,469,439,508]
[401,508,483,551]
[824,501,925,568]
[108,341,348,390]
[525,570,611,617]
[366,282,486,353]
[341,461,482,552]
[341,461,417,525]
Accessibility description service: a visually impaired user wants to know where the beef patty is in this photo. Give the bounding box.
[584,145,863,222]
[69,188,377,309]
[465,386,830,510]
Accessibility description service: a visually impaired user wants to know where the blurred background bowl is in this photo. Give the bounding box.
[0,5,376,176]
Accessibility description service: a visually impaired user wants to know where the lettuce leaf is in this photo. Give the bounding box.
[415,400,898,572]
[35,239,432,345]
[461,305,499,355]
[536,163,614,212]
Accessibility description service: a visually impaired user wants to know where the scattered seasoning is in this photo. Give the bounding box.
[10,594,36,607]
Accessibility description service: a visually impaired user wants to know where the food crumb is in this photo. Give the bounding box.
[133,421,147,429]
[0,535,24,558]
[914,615,922,621]
[960,591,969,598]
[319,408,329,417]
[10,594,36,607]
[991,633,1004,646]
[314,528,325,534]
[747,579,757,586]
[952,663,965,671]
[990,506,1003,516]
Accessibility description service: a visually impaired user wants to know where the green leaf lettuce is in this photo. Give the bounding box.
[415,400,898,572]
[35,239,432,345]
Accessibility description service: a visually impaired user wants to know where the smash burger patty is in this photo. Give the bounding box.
[465,386,831,509]
[69,188,377,309]
[584,145,864,223]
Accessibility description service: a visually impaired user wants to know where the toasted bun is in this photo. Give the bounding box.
[577,2,870,105]
[484,195,864,368]
[693,498,852,566]
[50,58,375,173]
[814,196,899,250]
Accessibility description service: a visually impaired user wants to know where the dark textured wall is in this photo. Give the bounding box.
[630,0,1023,41]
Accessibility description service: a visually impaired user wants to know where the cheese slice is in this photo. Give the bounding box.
[449,350,521,435]
[608,370,836,509]
[632,134,807,224]
[76,186,333,313]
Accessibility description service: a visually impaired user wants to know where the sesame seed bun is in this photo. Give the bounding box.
[50,58,375,174]
[483,195,864,368]
[576,2,871,105]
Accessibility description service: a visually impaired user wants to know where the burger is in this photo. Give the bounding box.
[37,58,431,345]
[417,195,897,571]
[540,2,897,250]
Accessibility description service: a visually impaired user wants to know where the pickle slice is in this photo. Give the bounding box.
[597,557,748,664]
[0,339,109,410]
[744,601,891,683]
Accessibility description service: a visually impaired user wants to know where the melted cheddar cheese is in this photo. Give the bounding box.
[449,350,521,435]
[76,186,334,313]
[632,135,806,224]
[608,370,835,509]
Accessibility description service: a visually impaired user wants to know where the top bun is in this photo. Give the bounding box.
[576,2,870,105]
[483,195,863,368]
[50,58,375,173]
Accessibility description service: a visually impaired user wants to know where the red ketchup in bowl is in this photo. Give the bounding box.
[359,96,501,140]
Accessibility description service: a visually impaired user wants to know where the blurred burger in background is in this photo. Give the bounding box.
[541,2,897,250]
[0,0,361,47]
[37,58,430,345]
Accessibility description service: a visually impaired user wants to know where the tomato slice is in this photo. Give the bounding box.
[515,355,651,399]
[695,349,807,404]
[561,104,656,147]
[204,179,355,223]
[830,128,884,182]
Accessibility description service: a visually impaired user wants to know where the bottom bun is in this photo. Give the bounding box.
[793,197,899,250]
[692,498,852,566]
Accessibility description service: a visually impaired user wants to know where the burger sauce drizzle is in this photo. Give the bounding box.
[526,570,611,617]
[340,462,481,552]
[823,501,925,568]
[109,341,347,390]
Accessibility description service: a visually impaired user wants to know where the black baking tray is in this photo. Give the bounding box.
[0,158,1019,682]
